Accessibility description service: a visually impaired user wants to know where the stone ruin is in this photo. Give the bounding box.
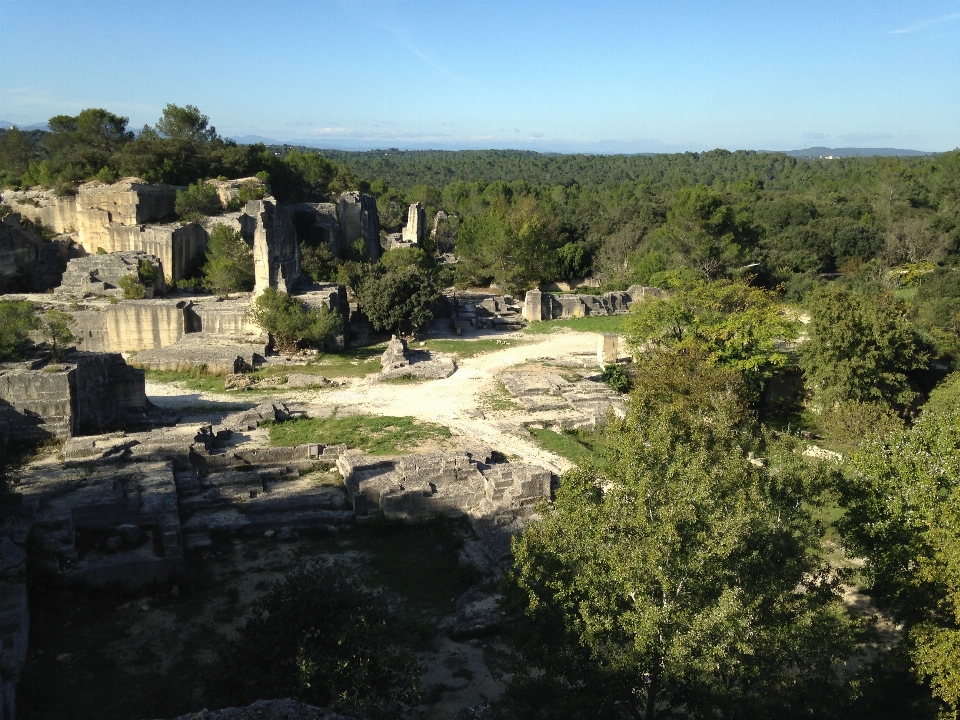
[58,250,166,297]
[0,352,152,446]
[0,211,70,294]
[499,369,627,430]
[338,444,551,572]
[0,394,554,714]
[2,180,386,292]
[401,202,426,246]
[522,284,666,322]
[378,336,456,381]
[337,191,380,262]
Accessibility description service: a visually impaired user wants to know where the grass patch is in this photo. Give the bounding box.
[267,411,451,454]
[477,381,518,413]
[256,345,385,380]
[143,368,227,393]
[529,427,608,466]
[524,314,629,335]
[421,338,520,358]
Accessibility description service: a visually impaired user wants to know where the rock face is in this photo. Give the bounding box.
[0,582,29,720]
[401,202,426,246]
[58,250,165,297]
[337,192,380,262]
[0,212,69,293]
[283,203,340,256]
[2,181,207,283]
[521,285,666,322]
[249,198,300,296]
[378,336,456,380]
[0,353,149,442]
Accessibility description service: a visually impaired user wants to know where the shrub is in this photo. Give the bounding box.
[202,223,254,294]
[175,180,221,219]
[600,363,631,393]
[220,561,421,718]
[225,179,266,211]
[248,288,340,353]
[137,258,159,286]
[43,310,74,361]
[0,300,39,360]
[358,265,439,335]
[119,274,145,299]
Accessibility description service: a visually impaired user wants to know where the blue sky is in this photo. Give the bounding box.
[1,0,958,152]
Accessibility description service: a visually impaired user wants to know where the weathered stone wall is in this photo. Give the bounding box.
[73,352,148,434]
[2,179,176,239]
[522,285,665,321]
[0,364,75,441]
[58,250,165,297]
[81,223,206,283]
[282,202,340,258]
[0,214,67,293]
[1,191,78,233]
[71,300,191,353]
[338,192,380,262]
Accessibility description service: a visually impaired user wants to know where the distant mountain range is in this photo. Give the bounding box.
[0,120,49,131]
[780,146,934,158]
[0,123,939,157]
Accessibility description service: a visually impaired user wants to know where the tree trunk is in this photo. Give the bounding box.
[645,667,660,720]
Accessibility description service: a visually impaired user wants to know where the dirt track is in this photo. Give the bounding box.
[146,329,609,473]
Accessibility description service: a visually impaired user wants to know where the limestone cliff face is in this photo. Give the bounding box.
[0,213,68,293]
[72,301,190,354]
[338,191,380,262]
[401,202,426,246]
[2,180,205,283]
[249,198,300,296]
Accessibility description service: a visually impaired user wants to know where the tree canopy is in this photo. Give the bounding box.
[503,356,856,719]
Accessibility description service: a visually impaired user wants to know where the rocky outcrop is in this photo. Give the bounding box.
[129,334,267,375]
[58,250,165,297]
[0,212,69,293]
[521,285,666,322]
[0,353,149,442]
[401,202,426,246]
[249,198,300,296]
[337,192,380,262]
[378,336,456,380]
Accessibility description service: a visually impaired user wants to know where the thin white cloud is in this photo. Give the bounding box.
[889,11,960,34]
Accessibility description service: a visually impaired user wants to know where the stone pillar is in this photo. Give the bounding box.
[401,202,426,246]
[523,289,543,322]
[599,333,618,366]
[338,191,381,263]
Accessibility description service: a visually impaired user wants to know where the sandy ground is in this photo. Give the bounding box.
[146,329,609,474]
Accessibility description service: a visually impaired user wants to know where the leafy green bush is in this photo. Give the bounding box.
[0,300,39,360]
[225,179,266,211]
[358,265,439,335]
[43,310,74,361]
[201,223,253,294]
[248,288,339,353]
[137,258,159,286]
[219,561,421,718]
[119,274,145,299]
[175,180,221,219]
[600,363,631,393]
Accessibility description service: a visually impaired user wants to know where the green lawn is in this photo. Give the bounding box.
[529,427,609,467]
[524,314,630,335]
[420,337,521,357]
[267,412,451,454]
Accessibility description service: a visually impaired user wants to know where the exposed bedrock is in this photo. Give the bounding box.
[0,213,69,294]
[337,191,380,262]
[59,250,166,297]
